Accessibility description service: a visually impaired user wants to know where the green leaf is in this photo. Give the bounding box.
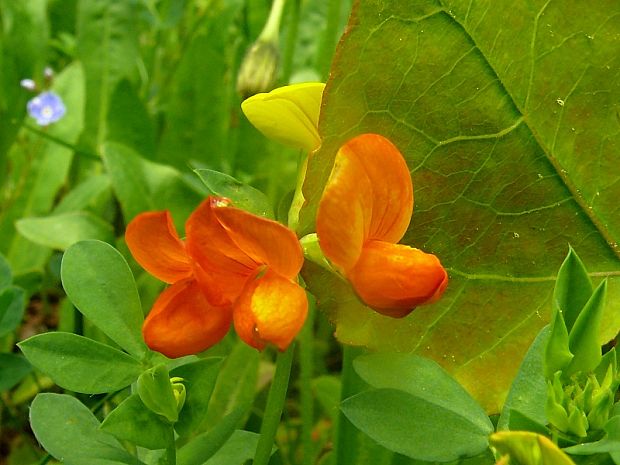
[545,307,573,378]
[107,80,156,159]
[77,0,139,149]
[30,393,145,465]
[137,364,178,423]
[341,388,490,461]
[566,280,607,376]
[53,174,112,215]
[0,252,12,289]
[100,393,172,450]
[299,0,620,411]
[353,353,493,435]
[0,285,25,338]
[498,327,549,431]
[16,212,115,251]
[202,430,264,465]
[177,406,249,465]
[204,341,259,430]
[554,246,593,332]
[171,357,223,437]
[194,169,274,218]
[61,240,147,358]
[564,416,620,455]
[0,354,32,391]
[18,332,142,394]
[101,142,205,230]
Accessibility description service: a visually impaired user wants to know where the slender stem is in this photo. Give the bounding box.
[281,0,300,83]
[333,345,366,465]
[166,425,176,465]
[253,344,295,465]
[317,0,342,79]
[22,123,100,160]
[258,0,287,43]
[299,301,315,465]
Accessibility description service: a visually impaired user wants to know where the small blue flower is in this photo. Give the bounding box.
[27,91,66,126]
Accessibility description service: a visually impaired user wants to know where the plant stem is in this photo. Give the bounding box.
[333,345,366,465]
[317,0,342,79]
[253,344,295,465]
[166,425,176,465]
[281,0,300,83]
[299,300,315,465]
[22,123,99,160]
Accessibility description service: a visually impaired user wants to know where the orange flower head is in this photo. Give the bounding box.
[126,197,308,357]
[316,134,448,318]
[186,197,308,351]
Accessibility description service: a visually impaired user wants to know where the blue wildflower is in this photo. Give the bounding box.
[27,91,66,126]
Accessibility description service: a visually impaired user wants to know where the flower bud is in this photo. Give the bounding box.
[170,376,187,413]
[236,40,279,99]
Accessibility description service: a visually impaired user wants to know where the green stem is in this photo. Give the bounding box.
[333,345,366,465]
[22,123,99,160]
[166,426,176,465]
[281,0,300,83]
[258,0,287,43]
[299,301,315,465]
[317,0,342,79]
[253,344,295,465]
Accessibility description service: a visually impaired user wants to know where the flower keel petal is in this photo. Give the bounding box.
[347,241,448,318]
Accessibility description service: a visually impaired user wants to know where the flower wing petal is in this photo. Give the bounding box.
[241,83,324,152]
[143,279,232,358]
[125,211,193,283]
[233,269,308,351]
[213,204,304,280]
[347,241,448,318]
[343,134,413,243]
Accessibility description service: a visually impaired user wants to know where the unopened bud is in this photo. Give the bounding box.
[237,40,279,99]
[170,377,186,413]
[20,79,36,91]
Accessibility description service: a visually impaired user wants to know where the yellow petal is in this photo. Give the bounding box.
[241,82,325,152]
[233,268,308,351]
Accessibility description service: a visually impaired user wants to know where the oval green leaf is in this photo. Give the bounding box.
[61,240,147,358]
[101,393,172,450]
[16,211,115,250]
[341,388,490,462]
[30,393,145,465]
[19,332,143,394]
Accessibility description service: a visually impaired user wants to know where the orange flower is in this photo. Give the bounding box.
[126,197,307,357]
[316,134,448,318]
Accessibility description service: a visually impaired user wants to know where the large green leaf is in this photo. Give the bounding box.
[299,0,620,412]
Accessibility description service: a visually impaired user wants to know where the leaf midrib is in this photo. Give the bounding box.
[435,1,620,262]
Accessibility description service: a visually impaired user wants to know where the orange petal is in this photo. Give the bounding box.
[186,198,258,276]
[125,211,193,283]
[347,240,448,318]
[316,144,373,272]
[341,134,413,243]
[143,279,232,358]
[192,260,248,309]
[233,269,308,351]
[213,203,304,280]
